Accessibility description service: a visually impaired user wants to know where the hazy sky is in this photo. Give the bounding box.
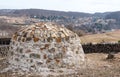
[0,0,120,13]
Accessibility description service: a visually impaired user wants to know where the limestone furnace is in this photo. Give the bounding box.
[7,22,84,75]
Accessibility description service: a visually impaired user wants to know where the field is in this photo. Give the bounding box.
[80,30,120,44]
[0,53,120,77]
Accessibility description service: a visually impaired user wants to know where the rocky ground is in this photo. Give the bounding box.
[0,53,120,77]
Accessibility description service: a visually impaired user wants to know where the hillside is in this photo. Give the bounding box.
[80,30,120,44]
[0,9,120,34]
[0,9,92,18]
[105,11,120,21]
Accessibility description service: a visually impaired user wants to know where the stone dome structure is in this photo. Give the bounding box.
[7,22,84,75]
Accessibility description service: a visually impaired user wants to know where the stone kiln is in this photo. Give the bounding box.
[7,22,84,75]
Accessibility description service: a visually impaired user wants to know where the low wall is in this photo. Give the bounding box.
[1,43,120,57]
[82,43,120,53]
[0,38,11,45]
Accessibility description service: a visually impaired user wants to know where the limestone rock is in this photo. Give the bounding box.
[6,22,85,75]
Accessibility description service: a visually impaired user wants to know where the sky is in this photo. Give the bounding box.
[0,0,120,13]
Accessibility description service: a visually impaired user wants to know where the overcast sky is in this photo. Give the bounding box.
[0,0,120,13]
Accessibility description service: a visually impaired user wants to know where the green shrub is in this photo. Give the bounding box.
[118,40,120,43]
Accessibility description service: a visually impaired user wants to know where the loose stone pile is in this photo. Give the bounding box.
[5,22,85,75]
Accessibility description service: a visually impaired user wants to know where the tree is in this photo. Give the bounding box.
[65,24,85,36]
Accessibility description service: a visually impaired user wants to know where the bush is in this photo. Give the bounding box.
[118,40,120,43]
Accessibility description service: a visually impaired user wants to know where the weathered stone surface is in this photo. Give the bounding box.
[5,22,84,75]
[30,53,41,59]
[33,37,39,42]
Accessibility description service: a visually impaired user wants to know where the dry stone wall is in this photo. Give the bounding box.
[3,22,84,75]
